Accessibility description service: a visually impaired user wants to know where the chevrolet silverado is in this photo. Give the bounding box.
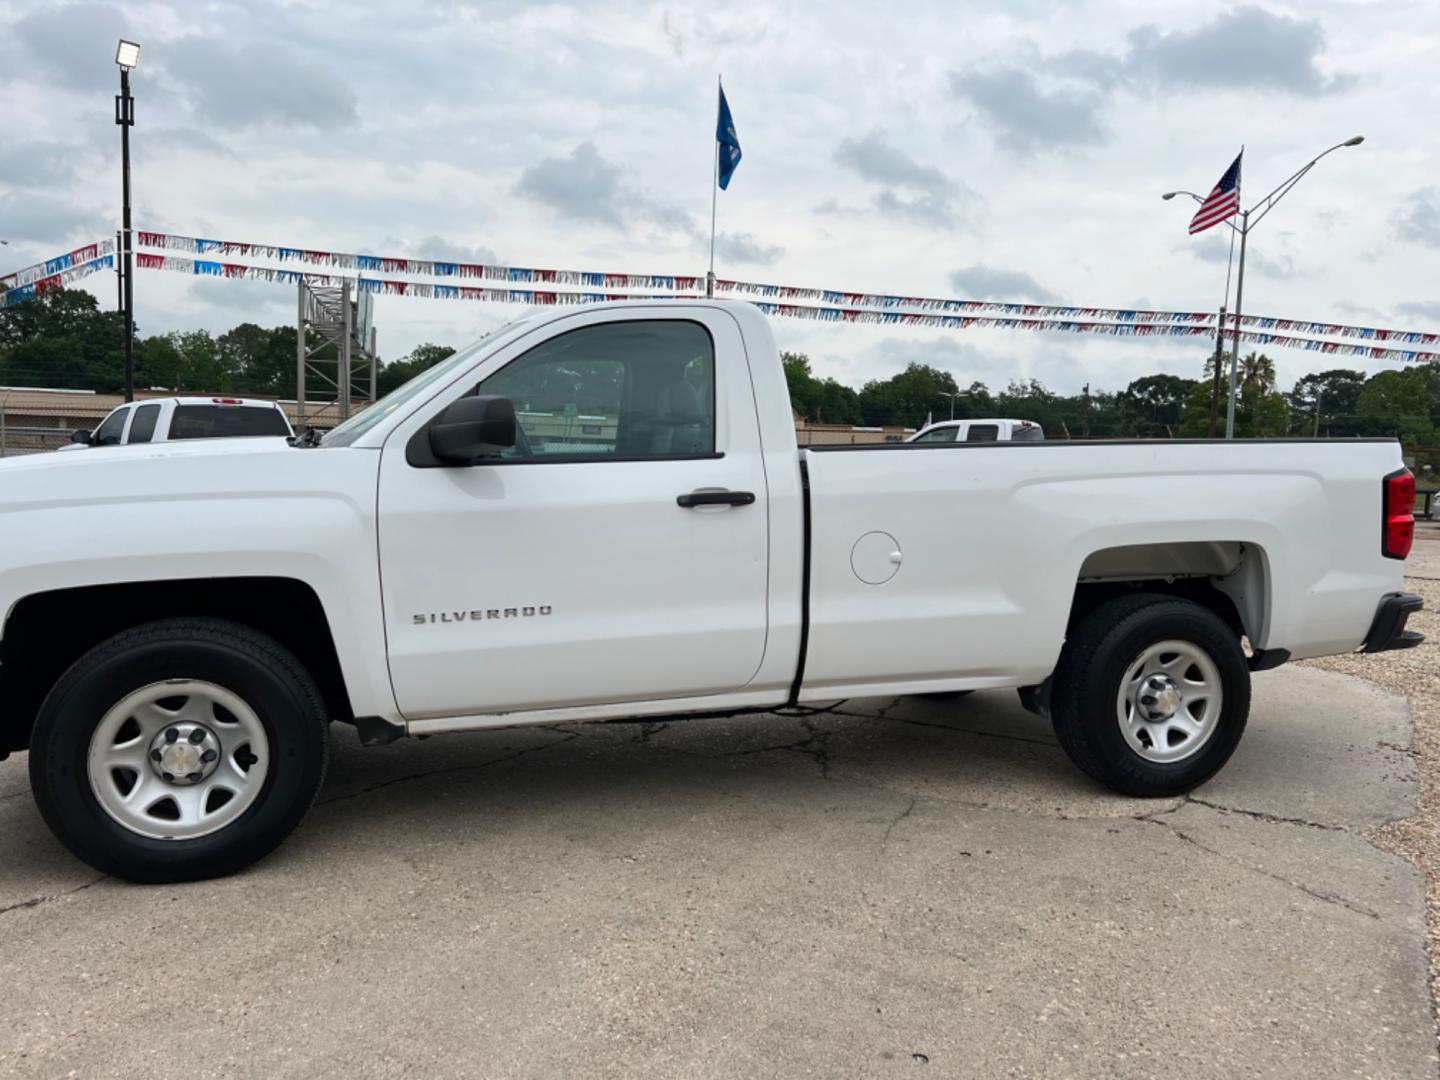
[0,300,1423,881]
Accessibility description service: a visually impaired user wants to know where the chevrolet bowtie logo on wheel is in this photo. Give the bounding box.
[412,607,553,625]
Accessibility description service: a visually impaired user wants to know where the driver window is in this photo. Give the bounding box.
[479,320,715,460]
[92,407,130,446]
[913,426,956,443]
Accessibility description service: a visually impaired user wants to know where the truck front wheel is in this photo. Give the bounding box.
[30,618,329,883]
[1050,594,1250,797]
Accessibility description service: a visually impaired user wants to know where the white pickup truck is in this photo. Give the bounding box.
[0,301,1422,882]
[908,418,1044,443]
[59,395,294,451]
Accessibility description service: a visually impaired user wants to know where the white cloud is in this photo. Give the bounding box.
[949,264,1058,303]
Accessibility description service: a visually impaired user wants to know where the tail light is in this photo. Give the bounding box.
[1383,468,1415,560]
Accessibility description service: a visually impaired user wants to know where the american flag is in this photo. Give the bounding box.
[1189,152,1243,235]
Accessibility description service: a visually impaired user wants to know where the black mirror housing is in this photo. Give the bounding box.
[427,395,517,464]
[71,429,93,445]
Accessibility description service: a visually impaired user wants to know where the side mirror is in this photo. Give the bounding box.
[428,395,516,464]
[71,429,93,445]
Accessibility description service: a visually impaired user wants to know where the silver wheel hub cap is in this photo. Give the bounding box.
[87,680,270,840]
[1117,640,1223,764]
[147,722,222,784]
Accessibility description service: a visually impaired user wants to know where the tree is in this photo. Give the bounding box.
[0,289,125,391]
[780,351,862,425]
[1287,368,1366,435]
[1356,368,1438,444]
[1239,352,1277,394]
[377,342,456,396]
[858,363,959,427]
[1121,373,1197,436]
[782,352,818,419]
[1178,377,1289,437]
[218,323,298,398]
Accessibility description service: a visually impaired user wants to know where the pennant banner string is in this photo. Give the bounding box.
[6,239,1433,363]
[0,240,116,293]
[131,229,1439,347]
[124,250,1438,364]
[0,252,116,310]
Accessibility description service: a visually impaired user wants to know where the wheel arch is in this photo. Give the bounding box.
[1069,540,1271,646]
[1,576,352,758]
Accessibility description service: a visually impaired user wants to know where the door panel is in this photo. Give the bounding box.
[377,310,770,719]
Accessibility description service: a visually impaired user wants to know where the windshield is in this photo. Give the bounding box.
[321,329,510,447]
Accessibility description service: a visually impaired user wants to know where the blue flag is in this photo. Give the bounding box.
[716,86,742,190]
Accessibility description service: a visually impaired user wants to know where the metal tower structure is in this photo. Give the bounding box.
[296,278,377,428]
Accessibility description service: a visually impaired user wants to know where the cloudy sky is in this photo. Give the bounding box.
[2,0,1438,396]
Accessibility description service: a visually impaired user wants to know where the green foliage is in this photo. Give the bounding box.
[0,290,125,391]
[858,362,958,428]
[782,351,861,425]
[1120,373,1198,437]
[1178,377,1290,437]
[377,342,457,396]
[1356,368,1439,444]
[1287,368,1366,433]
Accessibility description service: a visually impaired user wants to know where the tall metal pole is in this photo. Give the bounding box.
[295,281,306,426]
[340,279,352,422]
[707,76,719,299]
[116,67,135,403]
[369,326,377,403]
[1313,388,1323,437]
[1226,211,1249,439]
[1207,305,1226,437]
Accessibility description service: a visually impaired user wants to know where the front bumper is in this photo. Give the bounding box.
[1360,592,1425,654]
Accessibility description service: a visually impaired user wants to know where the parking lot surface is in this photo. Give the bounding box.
[1,666,1435,1078]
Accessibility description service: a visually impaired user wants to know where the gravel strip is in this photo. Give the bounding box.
[1301,531,1440,1034]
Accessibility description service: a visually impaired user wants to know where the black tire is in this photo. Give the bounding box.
[30,618,329,883]
[1050,594,1249,797]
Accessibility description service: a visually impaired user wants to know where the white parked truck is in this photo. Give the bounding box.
[907,418,1044,442]
[58,395,294,450]
[0,301,1422,881]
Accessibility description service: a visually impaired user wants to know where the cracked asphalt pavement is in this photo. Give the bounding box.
[1,666,1435,1078]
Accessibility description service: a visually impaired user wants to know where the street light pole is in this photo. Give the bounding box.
[938,390,961,420]
[1164,136,1362,438]
[1226,210,1248,439]
[115,40,141,403]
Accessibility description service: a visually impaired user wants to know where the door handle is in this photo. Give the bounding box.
[676,489,756,508]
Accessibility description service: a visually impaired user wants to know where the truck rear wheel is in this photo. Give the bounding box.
[1050,594,1249,797]
[30,618,328,883]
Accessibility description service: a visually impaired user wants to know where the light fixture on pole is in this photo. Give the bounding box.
[937,390,962,420]
[1164,137,1362,438]
[115,39,140,403]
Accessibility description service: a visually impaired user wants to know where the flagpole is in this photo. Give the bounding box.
[707,75,720,298]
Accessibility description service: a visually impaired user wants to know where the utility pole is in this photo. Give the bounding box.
[1313,388,1323,437]
[1207,305,1226,437]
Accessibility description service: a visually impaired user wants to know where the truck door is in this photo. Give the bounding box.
[377,308,771,720]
